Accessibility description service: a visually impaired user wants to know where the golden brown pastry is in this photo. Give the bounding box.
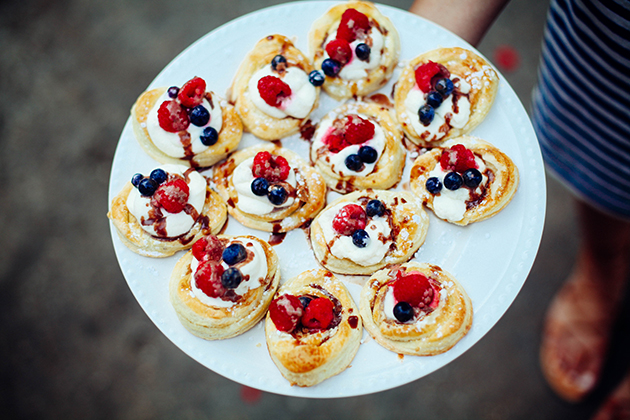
[409,136,519,226]
[264,269,362,387]
[169,234,280,340]
[107,164,227,258]
[310,101,405,193]
[394,47,499,147]
[310,190,429,275]
[212,144,327,233]
[131,76,242,168]
[308,1,400,100]
[359,262,473,356]
[229,34,320,141]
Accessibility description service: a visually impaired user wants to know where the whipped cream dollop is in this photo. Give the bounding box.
[325,27,385,80]
[232,157,297,215]
[146,91,223,158]
[404,76,471,142]
[190,238,268,308]
[248,64,316,119]
[311,114,386,177]
[319,202,392,266]
[126,164,207,238]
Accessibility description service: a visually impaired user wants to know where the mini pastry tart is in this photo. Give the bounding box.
[409,136,519,225]
[212,145,327,233]
[107,164,227,258]
[229,34,320,141]
[310,190,429,275]
[131,76,242,168]
[359,262,473,356]
[169,234,280,340]
[308,1,400,101]
[310,101,405,193]
[265,269,362,387]
[394,47,499,147]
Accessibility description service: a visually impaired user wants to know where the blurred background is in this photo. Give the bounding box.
[1,0,629,418]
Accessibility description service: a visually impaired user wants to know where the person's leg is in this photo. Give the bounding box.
[540,199,630,401]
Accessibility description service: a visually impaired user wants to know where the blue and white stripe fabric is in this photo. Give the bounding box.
[532,0,630,218]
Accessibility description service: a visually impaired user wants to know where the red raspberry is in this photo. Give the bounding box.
[439,144,478,173]
[325,38,352,65]
[154,178,190,213]
[414,61,442,93]
[393,272,434,308]
[301,297,334,329]
[157,100,190,133]
[251,151,290,182]
[332,204,367,236]
[257,75,292,107]
[191,235,224,262]
[336,8,371,42]
[194,260,226,298]
[178,77,206,108]
[324,132,348,153]
[269,294,304,333]
[343,115,375,145]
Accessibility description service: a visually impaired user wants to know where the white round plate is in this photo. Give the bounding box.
[108,1,546,398]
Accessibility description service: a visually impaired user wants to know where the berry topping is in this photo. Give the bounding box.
[154,178,190,213]
[414,61,450,93]
[250,177,269,196]
[271,54,287,71]
[299,296,313,308]
[345,154,364,172]
[301,297,334,329]
[366,199,386,217]
[200,126,218,146]
[358,145,378,164]
[332,204,367,235]
[222,243,247,265]
[439,144,478,173]
[444,172,463,190]
[336,8,371,43]
[252,151,291,182]
[393,301,414,323]
[321,58,342,77]
[178,77,206,108]
[149,168,167,185]
[435,78,454,97]
[190,105,210,127]
[463,168,483,188]
[323,133,347,153]
[393,272,434,308]
[269,294,304,333]
[194,261,226,298]
[131,173,143,187]
[138,178,158,196]
[344,115,375,145]
[167,86,179,98]
[267,185,288,206]
[257,75,292,107]
[192,235,224,262]
[425,177,443,194]
[355,43,371,61]
[157,100,190,133]
[418,104,435,126]
[221,267,243,289]
[426,91,443,108]
[308,70,325,87]
[352,229,370,248]
[325,39,352,65]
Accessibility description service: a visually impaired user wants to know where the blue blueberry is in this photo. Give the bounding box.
[267,185,288,206]
[435,78,454,97]
[355,43,371,61]
[358,145,378,164]
[425,177,443,194]
[251,177,269,196]
[321,58,342,77]
[149,168,168,185]
[393,302,414,323]
[345,154,364,172]
[418,104,435,126]
[200,126,218,146]
[190,105,210,126]
[222,243,247,265]
[366,199,386,217]
[131,173,144,187]
[463,168,483,188]
[221,267,243,289]
[352,229,370,248]
[271,54,287,70]
[444,172,464,190]
[299,296,313,308]
[138,178,158,196]
[426,91,443,108]
[167,86,179,98]
[308,70,325,87]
